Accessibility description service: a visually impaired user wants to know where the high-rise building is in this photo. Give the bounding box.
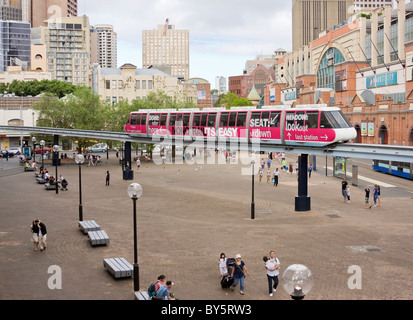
[215,76,227,94]
[292,0,354,51]
[91,24,117,68]
[142,21,189,80]
[0,0,23,21]
[29,0,78,27]
[353,0,393,11]
[0,20,31,72]
[39,15,90,85]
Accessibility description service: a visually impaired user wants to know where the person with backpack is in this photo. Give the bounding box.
[155,281,175,300]
[230,254,250,295]
[148,275,165,298]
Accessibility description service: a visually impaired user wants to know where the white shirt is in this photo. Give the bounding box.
[266,258,280,277]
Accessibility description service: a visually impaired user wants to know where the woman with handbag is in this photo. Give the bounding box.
[230,254,250,295]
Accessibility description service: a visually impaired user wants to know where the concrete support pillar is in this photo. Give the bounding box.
[295,154,311,212]
[383,6,392,65]
[123,141,134,180]
[371,10,378,67]
[397,0,406,61]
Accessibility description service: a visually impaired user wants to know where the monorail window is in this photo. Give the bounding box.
[160,114,167,126]
[296,111,305,129]
[220,112,229,127]
[237,112,247,127]
[201,113,208,127]
[183,114,190,127]
[250,112,261,127]
[141,114,147,125]
[169,113,176,126]
[262,112,270,125]
[208,113,216,127]
[269,112,281,128]
[193,113,201,127]
[320,111,351,129]
[149,114,160,126]
[286,111,295,129]
[306,112,319,129]
[229,112,237,127]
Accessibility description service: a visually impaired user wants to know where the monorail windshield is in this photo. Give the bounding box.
[320,111,352,129]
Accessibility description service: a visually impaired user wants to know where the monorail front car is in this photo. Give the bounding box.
[124,105,357,147]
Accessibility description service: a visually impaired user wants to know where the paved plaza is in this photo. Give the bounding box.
[0,152,413,300]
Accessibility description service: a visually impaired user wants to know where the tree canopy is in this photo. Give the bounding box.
[214,92,253,108]
[0,79,76,98]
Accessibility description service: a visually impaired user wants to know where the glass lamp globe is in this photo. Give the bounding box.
[128,183,143,199]
[75,154,85,164]
[40,140,45,147]
[32,137,36,143]
[282,264,314,300]
[53,145,59,153]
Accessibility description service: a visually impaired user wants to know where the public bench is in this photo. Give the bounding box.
[25,167,35,172]
[35,172,42,178]
[134,291,151,300]
[103,257,133,279]
[36,178,47,184]
[45,183,57,190]
[88,230,110,246]
[78,220,101,234]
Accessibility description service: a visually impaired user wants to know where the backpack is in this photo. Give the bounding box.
[148,283,156,296]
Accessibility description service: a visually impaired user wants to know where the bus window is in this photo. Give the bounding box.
[250,112,261,127]
[220,112,229,127]
[208,113,216,127]
[201,113,208,127]
[160,113,167,126]
[193,113,201,127]
[306,112,319,129]
[229,112,237,127]
[269,112,281,128]
[131,114,137,125]
[237,112,247,127]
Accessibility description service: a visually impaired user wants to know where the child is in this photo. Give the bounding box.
[106,171,110,186]
[365,187,371,209]
[219,253,228,280]
[346,185,351,203]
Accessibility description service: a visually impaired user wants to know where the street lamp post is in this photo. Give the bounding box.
[251,160,255,220]
[40,140,45,169]
[31,137,36,162]
[75,154,84,221]
[53,145,59,195]
[128,183,143,292]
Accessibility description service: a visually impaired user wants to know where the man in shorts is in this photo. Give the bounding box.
[341,178,348,202]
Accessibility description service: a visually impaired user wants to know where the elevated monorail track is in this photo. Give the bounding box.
[1,125,413,163]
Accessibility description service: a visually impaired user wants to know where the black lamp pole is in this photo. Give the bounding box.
[251,160,255,220]
[132,195,139,291]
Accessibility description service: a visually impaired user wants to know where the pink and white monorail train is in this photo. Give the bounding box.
[124,105,357,147]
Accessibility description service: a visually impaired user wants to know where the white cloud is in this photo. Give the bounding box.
[79,0,292,86]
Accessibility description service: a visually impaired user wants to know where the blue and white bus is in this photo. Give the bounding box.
[372,160,413,180]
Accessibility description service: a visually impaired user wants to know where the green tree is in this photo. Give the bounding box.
[215,92,253,109]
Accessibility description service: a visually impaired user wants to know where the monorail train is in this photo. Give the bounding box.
[124,105,357,147]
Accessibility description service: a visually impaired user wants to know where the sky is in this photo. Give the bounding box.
[78,0,293,89]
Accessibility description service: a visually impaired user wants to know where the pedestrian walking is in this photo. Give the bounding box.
[341,178,348,202]
[266,169,271,183]
[230,254,249,295]
[136,157,141,173]
[288,163,293,175]
[106,171,110,186]
[282,158,287,171]
[261,159,265,170]
[373,184,379,208]
[365,187,371,209]
[273,168,279,186]
[308,164,313,178]
[267,157,272,169]
[346,185,351,203]
[30,220,39,251]
[34,220,47,252]
[265,251,280,297]
[259,168,263,183]
[377,186,381,207]
[218,253,228,280]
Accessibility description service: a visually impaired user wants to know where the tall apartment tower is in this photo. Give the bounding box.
[40,15,90,85]
[0,0,23,21]
[292,0,353,51]
[142,21,189,80]
[91,24,117,68]
[29,0,78,27]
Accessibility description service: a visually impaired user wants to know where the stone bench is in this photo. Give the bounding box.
[36,178,47,184]
[78,220,101,234]
[103,257,133,279]
[134,291,151,300]
[88,230,110,246]
[35,173,42,178]
[25,167,35,172]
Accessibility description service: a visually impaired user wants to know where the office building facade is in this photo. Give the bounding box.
[142,22,190,80]
[0,20,31,72]
[29,0,78,27]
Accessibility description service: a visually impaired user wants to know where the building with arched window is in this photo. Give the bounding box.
[265,1,413,146]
